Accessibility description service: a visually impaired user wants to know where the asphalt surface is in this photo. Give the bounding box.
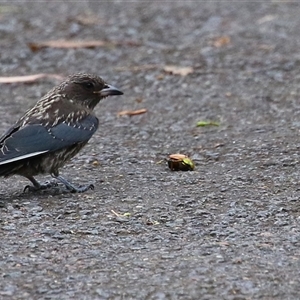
[1,1,300,299]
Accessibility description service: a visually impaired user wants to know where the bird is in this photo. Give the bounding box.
[0,73,123,193]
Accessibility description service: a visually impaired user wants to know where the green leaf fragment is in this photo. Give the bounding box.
[197,121,220,127]
[182,158,195,170]
[122,212,131,217]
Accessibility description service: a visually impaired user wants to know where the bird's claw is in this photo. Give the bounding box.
[67,183,94,193]
[23,185,36,193]
[23,180,58,193]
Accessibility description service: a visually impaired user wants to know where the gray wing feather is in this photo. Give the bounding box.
[0,115,99,165]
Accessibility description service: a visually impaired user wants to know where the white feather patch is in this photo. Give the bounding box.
[0,150,49,165]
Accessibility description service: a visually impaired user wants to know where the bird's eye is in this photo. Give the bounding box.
[84,82,94,89]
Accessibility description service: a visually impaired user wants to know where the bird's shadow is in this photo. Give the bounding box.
[0,185,73,207]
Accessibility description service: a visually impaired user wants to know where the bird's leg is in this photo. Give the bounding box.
[52,174,94,193]
[23,176,58,192]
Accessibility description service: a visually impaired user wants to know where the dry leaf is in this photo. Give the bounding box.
[218,241,230,246]
[257,44,275,51]
[92,160,100,166]
[117,108,147,117]
[214,143,225,148]
[135,98,143,103]
[156,74,165,80]
[75,14,104,25]
[115,64,193,76]
[257,15,276,24]
[28,39,141,51]
[0,73,64,84]
[213,36,231,48]
[163,65,194,76]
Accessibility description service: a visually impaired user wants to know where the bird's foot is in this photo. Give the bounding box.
[23,180,58,193]
[53,175,94,193]
[66,183,94,193]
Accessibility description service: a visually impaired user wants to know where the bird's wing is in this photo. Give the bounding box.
[0,115,99,165]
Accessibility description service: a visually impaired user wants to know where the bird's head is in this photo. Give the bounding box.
[61,73,123,109]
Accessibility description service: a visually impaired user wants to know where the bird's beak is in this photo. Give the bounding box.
[96,85,123,97]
